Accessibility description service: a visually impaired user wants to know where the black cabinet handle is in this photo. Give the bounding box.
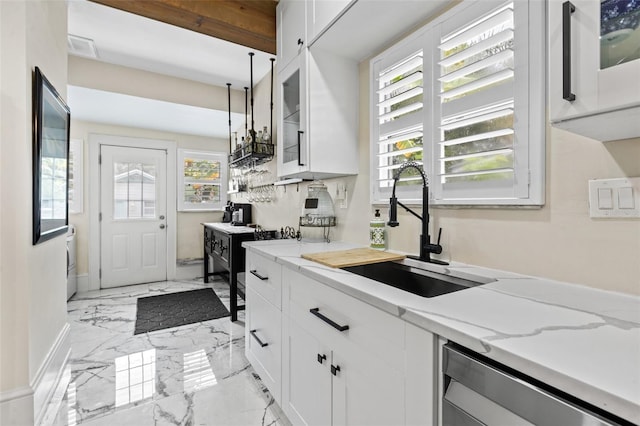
[310,308,349,332]
[331,364,341,376]
[250,330,268,347]
[297,130,305,166]
[562,1,576,102]
[249,270,268,280]
[297,38,304,46]
[317,353,327,364]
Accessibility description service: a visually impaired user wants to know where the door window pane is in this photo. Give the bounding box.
[114,162,156,219]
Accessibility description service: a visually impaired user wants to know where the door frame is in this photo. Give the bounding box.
[88,134,177,291]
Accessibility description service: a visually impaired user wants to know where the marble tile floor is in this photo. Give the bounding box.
[48,278,291,426]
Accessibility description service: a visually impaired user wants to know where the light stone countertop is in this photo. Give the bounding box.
[202,222,257,234]
[243,239,640,424]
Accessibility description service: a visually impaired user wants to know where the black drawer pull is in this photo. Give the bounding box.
[317,353,327,364]
[250,270,268,280]
[250,329,268,347]
[331,364,341,376]
[310,308,349,332]
[562,1,576,102]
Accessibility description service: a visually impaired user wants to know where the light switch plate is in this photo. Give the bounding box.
[588,178,640,218]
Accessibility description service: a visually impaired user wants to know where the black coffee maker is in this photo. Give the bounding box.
[231,203,252,226]
[222,201,233,223]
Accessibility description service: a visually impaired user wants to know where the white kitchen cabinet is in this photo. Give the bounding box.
[276,0,306,72]
[281,267,405,425]
[277,48,359,180]
[549,0,640,141]
[244,252,283,403]
[307,0,354,43]
[281,316,332,425]
[276,0,359,180]
[246,251,283,309]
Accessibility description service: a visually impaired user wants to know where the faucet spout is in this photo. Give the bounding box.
[387,161,448,265]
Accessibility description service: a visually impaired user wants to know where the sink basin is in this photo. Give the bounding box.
[342,261,488,298]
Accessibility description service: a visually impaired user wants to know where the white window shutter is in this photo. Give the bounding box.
[370,32,429,205]
[429,0,544,205]
[370,0,545,206]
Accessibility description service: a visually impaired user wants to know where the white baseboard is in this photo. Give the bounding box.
[0,386,34,426]
[176,262,202,280]
[76,273,89,294]
[0,324,71,426]
[32,323,71,426]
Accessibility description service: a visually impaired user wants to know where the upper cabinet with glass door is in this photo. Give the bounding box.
[549,0,640,141]
[276,0,359,180]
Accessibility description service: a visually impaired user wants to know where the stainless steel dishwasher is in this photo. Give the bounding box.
[442,343,631,426]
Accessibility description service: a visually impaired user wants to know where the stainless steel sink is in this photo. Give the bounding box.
[342,260,490,298]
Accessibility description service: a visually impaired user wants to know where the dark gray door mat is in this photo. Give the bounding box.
[134,288,230,335]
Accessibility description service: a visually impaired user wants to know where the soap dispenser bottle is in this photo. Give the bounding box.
[369,209,386,250]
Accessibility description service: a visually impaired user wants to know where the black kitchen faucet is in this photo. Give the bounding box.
[388,161,448,265]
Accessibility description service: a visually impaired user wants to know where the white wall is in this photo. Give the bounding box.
[69,56,246,114]
[0,0,69,421]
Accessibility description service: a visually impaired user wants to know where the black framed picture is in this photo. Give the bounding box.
[33,66,70,245]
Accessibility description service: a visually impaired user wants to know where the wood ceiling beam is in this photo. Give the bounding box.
[89,0,277,54]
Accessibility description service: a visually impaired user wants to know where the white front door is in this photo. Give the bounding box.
[100,145,168,288]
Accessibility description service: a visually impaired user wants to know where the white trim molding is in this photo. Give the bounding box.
[0,323,70,426]
[88,134,178,291]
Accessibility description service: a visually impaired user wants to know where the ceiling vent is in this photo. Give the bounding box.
[67,34,98,58]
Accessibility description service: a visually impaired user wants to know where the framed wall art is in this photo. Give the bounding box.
[32,67,70,244]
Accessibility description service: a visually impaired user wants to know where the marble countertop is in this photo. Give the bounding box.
[202,222,257,234]
[243,239,640,424]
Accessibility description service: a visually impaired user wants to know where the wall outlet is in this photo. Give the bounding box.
[588,178,640,218]
[334,182,348,209]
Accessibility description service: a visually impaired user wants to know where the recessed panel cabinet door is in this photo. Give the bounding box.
[245,288,282,403]
[331,348,405,426]
[277,0,306,71]
[282,316,331,426]
[307,0,353,42]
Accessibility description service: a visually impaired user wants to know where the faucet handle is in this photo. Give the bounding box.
[436,227,443,245]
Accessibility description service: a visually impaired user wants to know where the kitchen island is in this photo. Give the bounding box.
[243,239,640,425]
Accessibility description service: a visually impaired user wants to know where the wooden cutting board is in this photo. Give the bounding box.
[301,248,405,268]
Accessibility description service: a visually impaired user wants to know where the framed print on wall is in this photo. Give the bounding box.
[177,149,227,211]
[32,66,70,244]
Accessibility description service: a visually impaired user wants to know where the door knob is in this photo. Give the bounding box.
[159,224,166,229]
[159,215,165,220]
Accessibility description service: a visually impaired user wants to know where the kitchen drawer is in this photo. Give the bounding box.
[246,252,282,309]
[245,287,282,402]
[283,267,404,368]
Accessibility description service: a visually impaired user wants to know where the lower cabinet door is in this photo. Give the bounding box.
[331,347,405,426]
[245,288,282,402]
[282,316,332,426]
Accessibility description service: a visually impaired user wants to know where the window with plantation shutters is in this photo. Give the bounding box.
[370,33,428,204]
[370,0,545,206]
